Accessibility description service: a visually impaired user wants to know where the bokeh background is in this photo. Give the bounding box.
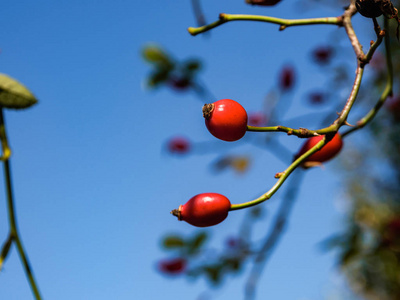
[0,1,395,299]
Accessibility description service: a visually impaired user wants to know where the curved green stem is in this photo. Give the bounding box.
[0,109,42,300]
[188,13,343,36]
[246,64,364,138]
[230,137,329,211]
[247,125,320,137]
[333,65,364,127]
[343,18,394,137]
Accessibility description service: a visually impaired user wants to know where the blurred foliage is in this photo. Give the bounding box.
[322,2,400,299]
[142,44,202,92]
[0,74,38,109]
[145,0,400,299]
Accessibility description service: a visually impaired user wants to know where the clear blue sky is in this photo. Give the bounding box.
[0,1,375,299]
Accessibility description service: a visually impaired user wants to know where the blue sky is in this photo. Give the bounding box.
[0,1,377,299]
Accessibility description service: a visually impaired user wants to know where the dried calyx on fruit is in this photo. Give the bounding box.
[203,99,248,142]
[171,193,231,227]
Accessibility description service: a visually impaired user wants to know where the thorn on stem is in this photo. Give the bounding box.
[344,121,355,127]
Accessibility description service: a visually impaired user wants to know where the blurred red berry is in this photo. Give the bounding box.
[312,46,334,64]
[308,92,326,105]
[246,0,281,6]
[294,133,343,166]
[370,51,385,72]
[159,258,186,274]
[167,137,191,154]
[248,112,268,126]
[386,96,400,121]
[387,218,400,234]
[279,65,295,91]
[169,77,191,91]
[226,236,243,249]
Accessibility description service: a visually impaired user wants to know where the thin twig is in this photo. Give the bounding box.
[343,17,394,137]
[0,109,42,300]
[188,13,343,36]
[244,172,304,300]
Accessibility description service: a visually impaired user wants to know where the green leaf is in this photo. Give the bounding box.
[204,265,222,284]
[187,232,207,254]
[147,69,170,88]
[224,257,242,271]
[0,234,13,271]
[0,74,38,109]
[184,59,202,72]
[142,46,172,66]
[163,235,185,249]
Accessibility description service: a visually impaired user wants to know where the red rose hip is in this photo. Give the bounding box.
[203,99,248,142]
[171,193,231,227]
[294,132,343,166]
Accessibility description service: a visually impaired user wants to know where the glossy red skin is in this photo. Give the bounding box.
[159,258,186,274]
[205,99,248,142]
[295,133,343,163]
[180,193,231,227]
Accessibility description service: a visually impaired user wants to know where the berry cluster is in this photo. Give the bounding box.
[171,98,344,227]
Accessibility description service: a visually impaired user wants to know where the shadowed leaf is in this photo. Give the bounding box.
[163,235,185,249]
[0,74,38,109]
[0,234,13,271]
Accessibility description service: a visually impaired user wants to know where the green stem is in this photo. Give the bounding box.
[0,109,42,300]
[247,124,338,137]
[246,64,364,137]
[333,65,364,127]
[230,137,329,210]
[343,18,393,137]
[188,13,343,36]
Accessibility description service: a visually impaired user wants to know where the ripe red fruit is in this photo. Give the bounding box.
[171,193,231,227]
[202,99,248,142]
[167,136,191,154]
[158,258,186,274]
[294,133,343,166]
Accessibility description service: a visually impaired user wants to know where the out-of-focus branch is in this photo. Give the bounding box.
[342,17,394,137]
[191,0,207,27]
[244,172,304,300]
[230,135,330,211]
